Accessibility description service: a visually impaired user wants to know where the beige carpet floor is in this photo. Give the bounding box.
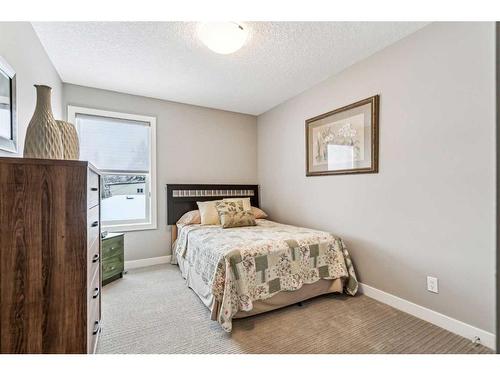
[97,264,492,354]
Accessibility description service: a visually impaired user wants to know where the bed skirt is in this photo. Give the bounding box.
[177,254,343,321]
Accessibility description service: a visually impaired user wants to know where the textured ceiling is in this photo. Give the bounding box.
[32,22,428,115]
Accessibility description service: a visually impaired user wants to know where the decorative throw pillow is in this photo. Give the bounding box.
[251,206,268,219]
[215,200,256,228]
[197,200,221,225]
[222,197,252,211]
[176,210,201,226]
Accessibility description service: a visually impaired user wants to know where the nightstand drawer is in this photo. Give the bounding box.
[103,254,124,280]
[102,236,123,259]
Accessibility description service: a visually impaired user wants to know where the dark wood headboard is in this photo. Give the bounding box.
[166,184,259,225]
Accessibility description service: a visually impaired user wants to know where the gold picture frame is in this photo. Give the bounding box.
[306,95,379,176]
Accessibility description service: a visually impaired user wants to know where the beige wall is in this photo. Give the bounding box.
[257,22,496,333]
[63,83,257,262]
[0,22,63,157]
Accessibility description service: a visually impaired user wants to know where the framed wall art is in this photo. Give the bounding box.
[306,95,379,176]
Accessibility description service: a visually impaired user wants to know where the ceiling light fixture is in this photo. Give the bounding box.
[198,22,248,55]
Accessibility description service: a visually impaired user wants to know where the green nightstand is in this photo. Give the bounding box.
[102,232,124,286]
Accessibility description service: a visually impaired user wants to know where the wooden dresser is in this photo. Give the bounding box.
[0,157,102,354]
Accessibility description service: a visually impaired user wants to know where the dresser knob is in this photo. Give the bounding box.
[90,187,98,191]
[92,253,100,263]
[92,287,100,299]
[91,221,99,227]
[92,320,100,335]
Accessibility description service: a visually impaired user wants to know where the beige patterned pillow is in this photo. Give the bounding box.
[215,200,256,228]
[223,197,251,211]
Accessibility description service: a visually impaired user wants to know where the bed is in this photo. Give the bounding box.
[167,184,358,332]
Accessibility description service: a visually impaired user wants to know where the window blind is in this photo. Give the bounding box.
[75,114,150,172]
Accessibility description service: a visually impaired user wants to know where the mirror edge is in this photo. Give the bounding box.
[0,55,17,154]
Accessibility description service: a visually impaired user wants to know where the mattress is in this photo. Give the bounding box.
[173,219,358,331]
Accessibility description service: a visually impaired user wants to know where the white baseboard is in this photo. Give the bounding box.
[358,283,496,350]
[125,255,171,270]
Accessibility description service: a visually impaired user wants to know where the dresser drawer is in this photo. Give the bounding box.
[102,236,123,259]
[103,253,124,280]
[87,170,99,209]
[87,289,101,354]
[88,267,101,303]
[87,269,101,354]
[87,205,100,249]
[87,235,100,281]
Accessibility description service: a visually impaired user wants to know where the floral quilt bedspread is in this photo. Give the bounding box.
[173,219,358,332]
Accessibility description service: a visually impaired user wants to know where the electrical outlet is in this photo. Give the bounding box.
[427,276,439,293]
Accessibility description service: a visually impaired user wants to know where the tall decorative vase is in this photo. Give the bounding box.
[23,85,63,159]
[56,120,80,160]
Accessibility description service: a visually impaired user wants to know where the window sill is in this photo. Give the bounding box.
[102,222,157,233]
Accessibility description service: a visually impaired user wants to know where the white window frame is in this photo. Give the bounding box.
[68,105,157,232]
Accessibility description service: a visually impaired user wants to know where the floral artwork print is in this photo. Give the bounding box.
[312,113,365,167]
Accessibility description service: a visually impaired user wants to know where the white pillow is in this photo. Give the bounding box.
[197,200,221,225]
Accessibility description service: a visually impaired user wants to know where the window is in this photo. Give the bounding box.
[68,106,157,232]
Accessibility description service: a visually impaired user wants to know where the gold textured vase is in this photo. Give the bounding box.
[23,85,63,159]
[56,120,80,160]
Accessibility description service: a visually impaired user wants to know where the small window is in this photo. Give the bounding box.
[68,106,157,232]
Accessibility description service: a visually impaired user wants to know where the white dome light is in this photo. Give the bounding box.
[198,22,248,54]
